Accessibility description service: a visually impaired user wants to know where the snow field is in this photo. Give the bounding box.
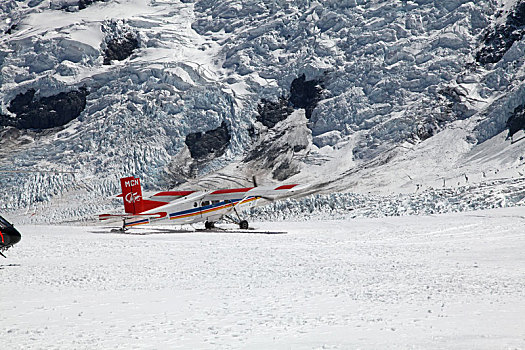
[1,207,524,349]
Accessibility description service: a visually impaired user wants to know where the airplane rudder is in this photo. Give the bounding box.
[120,176,143,214]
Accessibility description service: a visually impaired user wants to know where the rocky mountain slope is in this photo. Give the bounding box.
[2,0,525,222]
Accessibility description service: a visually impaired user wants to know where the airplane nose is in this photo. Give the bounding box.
[10,230,21,245]
[3,229,21,246]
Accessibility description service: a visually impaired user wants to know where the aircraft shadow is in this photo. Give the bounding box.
[90,227,195,235]
[0,263,21,269]
[90,226,287,235]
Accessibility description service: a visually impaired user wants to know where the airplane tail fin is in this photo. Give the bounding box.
[120,176,144,214]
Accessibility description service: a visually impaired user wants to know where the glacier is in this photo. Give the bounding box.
[1,0,525,222]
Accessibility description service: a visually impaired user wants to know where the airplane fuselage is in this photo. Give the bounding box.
[101,176,306,230]
[125,192,260,228]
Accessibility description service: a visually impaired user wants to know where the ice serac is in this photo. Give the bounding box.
[2,0,525,222]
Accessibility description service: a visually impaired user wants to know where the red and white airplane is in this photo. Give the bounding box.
[99,176,308,230]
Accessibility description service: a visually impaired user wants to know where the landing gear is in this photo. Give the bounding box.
[113,219,128,232]
[224,216,250,230]
[205,221,215,230]
[239,220,249,230]
[230,201,249,230]
[0,246,12,258]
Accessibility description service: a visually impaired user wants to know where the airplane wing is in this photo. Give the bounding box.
[198,184,309,206]
[246,184,310,199]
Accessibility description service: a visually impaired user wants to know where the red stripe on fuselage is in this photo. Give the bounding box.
[0,230,3,243]
[274,184,298,190]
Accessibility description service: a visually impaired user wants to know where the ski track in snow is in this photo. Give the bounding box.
[1,207,524,349]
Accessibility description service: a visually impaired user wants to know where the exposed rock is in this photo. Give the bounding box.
[163,145,194,186]
[103,32,139,65]
[0,127,36,159]
[313,130,342,148]
[414,120,436,142]
[250,75,323,179]
[164,121,232,184]
[256,97,294,129]
[185,121,231,160]
[50,0,107,12]
[507,103,525,139]
[272,159,298,181]
[4,24,17,35]
[28,0,45,7]
[438,86,466,103]
[476,2,525,64]
[256,75,324,130]
[1,88,88,130]
[244,110,311,181]
[289,74,324,119]
[78,0,106,10]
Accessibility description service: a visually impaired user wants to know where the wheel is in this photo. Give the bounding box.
[205,221,215,230]
[239,220,249,230]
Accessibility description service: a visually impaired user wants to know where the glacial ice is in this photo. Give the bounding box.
[1,0,525,222]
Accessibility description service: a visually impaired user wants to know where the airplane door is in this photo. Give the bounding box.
[199,200,210,220]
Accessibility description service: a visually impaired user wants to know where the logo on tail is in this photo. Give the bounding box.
[124,192,141,204]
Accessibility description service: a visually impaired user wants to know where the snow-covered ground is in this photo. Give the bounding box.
[1,207,524,349]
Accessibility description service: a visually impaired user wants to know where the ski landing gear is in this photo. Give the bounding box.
[206,218,249,230]
[223,215,250,230]
[111,219,129,233]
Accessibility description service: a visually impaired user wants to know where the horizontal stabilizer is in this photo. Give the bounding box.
[98,212,167,221]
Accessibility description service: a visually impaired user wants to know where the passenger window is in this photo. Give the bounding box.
[193,202,197,207]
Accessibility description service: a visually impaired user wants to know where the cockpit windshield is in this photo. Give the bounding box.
[0,215,13,229]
